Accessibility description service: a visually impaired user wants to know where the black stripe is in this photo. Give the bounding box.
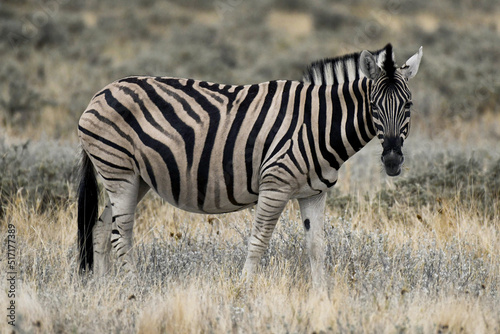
[273,162,295,177]
[79,125,139,169]
[120,78,196,170]
[343,60,349,83]
[261,81,292,163]
[141,151,158,192]
[85,109,135,146]
[317,85,340,170]
[320,65,326,84]
[364,79,377,136]
[260,195,287,204]
[99,174,132,183]
[266,82,303,161]
[112,213,132,220]
[88,152,131,172]
[157,85,201,124]
[260,171,288,185]
[342,82,363,152]
[256,185,288,194]
[303,85,336,188]
[332,64,338,84]
[297,126,310,171]
[244,81,278,195]
[259,206,280,215]
[352,80,372,143]
[205,91,224,104]
[329,86,349,161]
[198,81,244,112]
[156,78,220,210]
[223,84,260,206]
[116,245,126,254]
[102,89,181,204]
[288,144,304,175]
[118,85,175,140]
[105,188,117,194]
[353,55,360,80]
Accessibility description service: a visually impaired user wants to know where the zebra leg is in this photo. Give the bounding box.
[242,189,289,282]
[298,192,327,289]
[105,177,151,274]
[93,180,150,276]
[93,200,112,277]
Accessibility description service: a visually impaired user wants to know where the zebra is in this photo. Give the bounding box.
[77,43,422,287]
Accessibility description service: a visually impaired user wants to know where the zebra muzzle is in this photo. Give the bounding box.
[381,150,404,177]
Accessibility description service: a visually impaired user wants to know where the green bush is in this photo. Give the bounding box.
[0,138,78,217]
[0,63,43,128]
[376,154,500,216]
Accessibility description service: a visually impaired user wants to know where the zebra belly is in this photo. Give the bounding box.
[141,162,260,214]
[172,200,258,215]
[155,184,259,214]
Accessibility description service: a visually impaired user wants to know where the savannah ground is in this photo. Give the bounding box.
[1,0,500,333]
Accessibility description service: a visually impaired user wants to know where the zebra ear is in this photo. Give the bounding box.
[401,46,423,80]
[360,50,381,80]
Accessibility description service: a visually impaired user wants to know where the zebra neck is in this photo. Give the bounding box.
[326,78,377,165]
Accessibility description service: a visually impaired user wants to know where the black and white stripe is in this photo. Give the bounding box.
[77,43,422,287]
[303,46,390,85]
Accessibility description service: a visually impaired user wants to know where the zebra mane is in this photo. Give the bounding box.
[382,43,396,82]
[302,46,392,85]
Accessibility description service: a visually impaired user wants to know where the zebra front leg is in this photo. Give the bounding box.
[93,200,112,277]
[298,192,327,289]
[242,189,289,283]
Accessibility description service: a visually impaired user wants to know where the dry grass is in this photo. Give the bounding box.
[1,120,499,333]
[1,112,499,334]
[1,174,499,333]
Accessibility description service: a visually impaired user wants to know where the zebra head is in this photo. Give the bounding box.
[360,44,423,176]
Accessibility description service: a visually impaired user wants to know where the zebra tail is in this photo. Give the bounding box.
[77,150,99,274]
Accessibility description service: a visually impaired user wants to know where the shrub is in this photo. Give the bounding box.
[0,138,78,217]
[376,154,500,216]
[0,62,44,128]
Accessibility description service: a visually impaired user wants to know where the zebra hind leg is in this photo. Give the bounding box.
[242,189,289,283]
[94,179,150,277]
[93,200,113,277]
[103,176,146,275]
[298,192,327,290]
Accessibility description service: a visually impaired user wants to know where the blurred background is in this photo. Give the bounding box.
[1,0,499,138]
[0,0,499,213]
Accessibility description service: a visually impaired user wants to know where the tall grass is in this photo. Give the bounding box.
[1,186,498,333]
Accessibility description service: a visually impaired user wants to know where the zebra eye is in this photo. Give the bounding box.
[405,102,413,109]
[370,102,378,111]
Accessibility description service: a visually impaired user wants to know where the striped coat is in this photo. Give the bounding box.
[79,77,374,212]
